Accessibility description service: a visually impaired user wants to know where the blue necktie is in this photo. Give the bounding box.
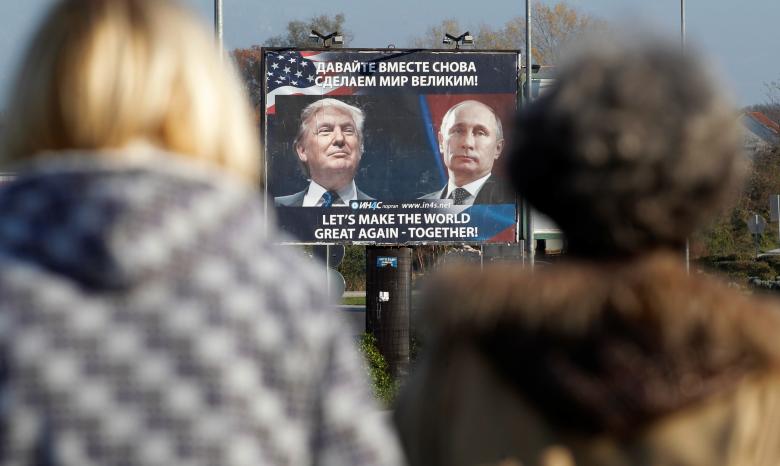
[321,191,341,207]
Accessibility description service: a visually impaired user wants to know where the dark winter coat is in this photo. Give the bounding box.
[396,252,780,466]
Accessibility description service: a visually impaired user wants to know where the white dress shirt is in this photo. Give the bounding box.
[302,180,357,207]
[444,173,492,206]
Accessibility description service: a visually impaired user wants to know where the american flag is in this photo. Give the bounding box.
[265,50,346,114]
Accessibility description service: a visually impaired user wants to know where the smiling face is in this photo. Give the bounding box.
[439,101,504,187]
[296,106,362,191]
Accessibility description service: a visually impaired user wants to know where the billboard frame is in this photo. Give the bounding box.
[260,47,525,246]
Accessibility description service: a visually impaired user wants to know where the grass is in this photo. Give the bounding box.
[341,296,366,305]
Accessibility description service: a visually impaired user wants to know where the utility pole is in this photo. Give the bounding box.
[524,0,535,268]
[681,0,686,52]
[682,0,689,274]
[214,0,223,56]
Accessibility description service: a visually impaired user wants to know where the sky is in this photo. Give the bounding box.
[1,0,778,109]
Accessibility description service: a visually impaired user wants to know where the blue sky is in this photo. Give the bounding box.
[1,0,778,109]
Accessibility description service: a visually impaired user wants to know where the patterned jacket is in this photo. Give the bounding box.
[0,152,403,466]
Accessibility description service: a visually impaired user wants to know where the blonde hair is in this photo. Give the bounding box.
[293,98,365,178]
[2,0,260,183]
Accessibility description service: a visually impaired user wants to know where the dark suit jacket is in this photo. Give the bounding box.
[274,185,374,207]
[419,175,516,205]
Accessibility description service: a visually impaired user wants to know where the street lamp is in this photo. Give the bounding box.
[309,30,344,48]
[442,32,474,49]
[214,0,223,56]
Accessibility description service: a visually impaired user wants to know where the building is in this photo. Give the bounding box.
[741,111,780,154]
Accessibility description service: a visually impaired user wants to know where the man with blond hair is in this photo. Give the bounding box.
[275,98,374,207]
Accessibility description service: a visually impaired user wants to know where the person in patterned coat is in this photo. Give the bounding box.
[0,1,403,465]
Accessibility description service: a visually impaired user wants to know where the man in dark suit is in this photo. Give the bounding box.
[275,98,374,207]
[420,100,514,205]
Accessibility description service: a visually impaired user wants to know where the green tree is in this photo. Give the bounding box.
[265,13,351,47]
[408,2,603,65]
[694,146,780,259]
[338,245,366,291]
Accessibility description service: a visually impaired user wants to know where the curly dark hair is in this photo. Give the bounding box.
[510,40,744,258]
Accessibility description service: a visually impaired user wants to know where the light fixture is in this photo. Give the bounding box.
[442,32,474,49]
[310,29,343,48]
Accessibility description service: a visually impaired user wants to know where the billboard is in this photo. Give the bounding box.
[263,48,520,244]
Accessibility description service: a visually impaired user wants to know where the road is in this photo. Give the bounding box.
[335,305,366,335]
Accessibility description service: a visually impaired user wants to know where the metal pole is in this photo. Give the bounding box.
[326,245,331,297]
[681,0,686,51]
[525,0,535,268]
[682,0,689,274]
[214,0,223,54]
[525,0,532,102]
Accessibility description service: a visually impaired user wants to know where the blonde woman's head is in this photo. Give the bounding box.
[2,0,260,182]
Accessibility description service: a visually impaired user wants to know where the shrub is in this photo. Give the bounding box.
[758,255,780,275]
[357,333,397,406]
[696,257,774,281]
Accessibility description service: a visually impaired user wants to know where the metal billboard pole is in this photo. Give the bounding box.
[214,0,224,55]
[681,0,686,51]
[682,0,689,274]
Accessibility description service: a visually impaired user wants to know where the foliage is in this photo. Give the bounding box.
[357,333,397,406]
[531,2,603,65]
[412,245,453,274]
[694,146,780,258]
[338,245,366,291]
[408,2,604,65]
[763,79,780,116]
[230,13,350,116]
[759,254,780,272]
[265,13,351,48]
[696,256,774,282]
[230,46,263,119]
[409,18,467,49]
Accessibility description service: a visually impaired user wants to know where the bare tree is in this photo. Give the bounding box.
[231,46,263,118]
[531,2,603,64]
[409,19,466,49]
[407,2,603,65]
[230,13,352,115]
[264,13,352,48]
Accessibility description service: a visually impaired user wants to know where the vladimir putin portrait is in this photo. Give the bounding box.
[275,98,374,207]
[420,100,514,205]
